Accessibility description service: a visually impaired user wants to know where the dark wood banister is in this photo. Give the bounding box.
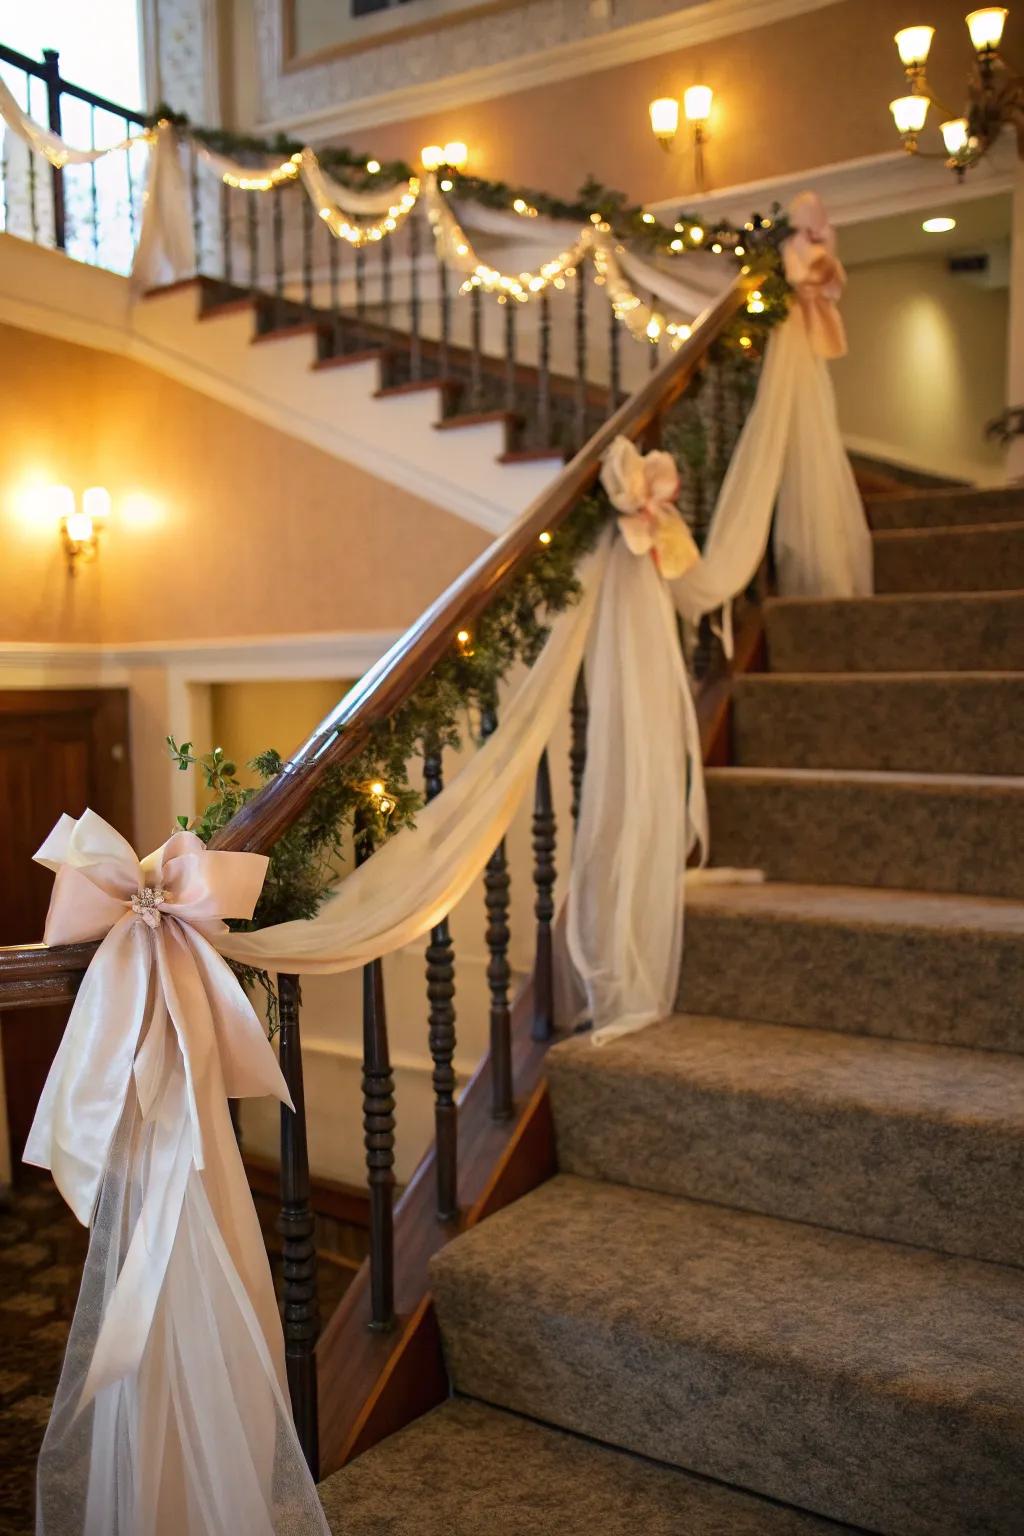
[0,270,754,997]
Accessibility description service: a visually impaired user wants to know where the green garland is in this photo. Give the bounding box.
[155,102,793,344]
[168,491,610,1017]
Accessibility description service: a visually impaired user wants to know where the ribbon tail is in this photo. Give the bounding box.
[24,920,152,1225]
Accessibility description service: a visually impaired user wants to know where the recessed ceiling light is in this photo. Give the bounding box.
[922,216,957,233]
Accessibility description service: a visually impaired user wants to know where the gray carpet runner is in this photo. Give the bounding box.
[321,486,1023,1532]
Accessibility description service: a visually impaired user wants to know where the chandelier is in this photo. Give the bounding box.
[889,9,1023,175]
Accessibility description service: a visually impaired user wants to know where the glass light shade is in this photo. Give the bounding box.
[47,485,76,524]
[420,144,444,170]
[941,116,970,153]
[442,141,468,169]
[65,508,94,544]
[649,97,679,138]
[82,486,111,524]
[683,84,713,122]
[922,215,957,231]
[966,7,1008,50]
[890,94,930,133]
[895,24,935,64]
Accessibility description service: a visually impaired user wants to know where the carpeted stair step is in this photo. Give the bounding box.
[866,487,1024,530]
[678,881,1024,1054]
[318,1397,858,1535]
[731,673,1024,775]
[706,767,1024,898]
[548,1014,1024,1265]
[873,522,1024,593]
[430,1176,1024,1536]
[764,591,1024,673]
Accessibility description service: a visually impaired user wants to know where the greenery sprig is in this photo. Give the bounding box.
[167,491,610,1023]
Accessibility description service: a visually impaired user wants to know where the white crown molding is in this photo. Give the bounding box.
[254,0,841,139]
[0,630,400,686]
[645,141,1019,227]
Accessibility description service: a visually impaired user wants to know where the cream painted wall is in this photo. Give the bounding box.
[206,679,354,795]
[277,0,1022,203]
[0,321,488,648]
[832,255,1009,483]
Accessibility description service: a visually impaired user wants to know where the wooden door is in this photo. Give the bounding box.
[0,689,133,1159]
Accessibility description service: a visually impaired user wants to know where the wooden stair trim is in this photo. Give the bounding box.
[499,446,567,465]
[317,977,555,1473]
[373,377,461,401]
[434,409,522,432]
[312,348,391,371]
[250,319,329,346]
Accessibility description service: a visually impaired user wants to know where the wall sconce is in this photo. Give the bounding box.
[889,9,1021,176]
[55,485,109,574]
[421,141,468,171]
[648,85,714,189]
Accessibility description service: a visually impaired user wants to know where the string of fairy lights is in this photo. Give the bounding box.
[1,80,789,347]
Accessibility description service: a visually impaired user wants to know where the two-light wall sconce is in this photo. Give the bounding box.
[52,485,109,575]
[648,86,714,190]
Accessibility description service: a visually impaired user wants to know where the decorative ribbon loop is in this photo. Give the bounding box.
[600,435,701,580]
[782,190,848,359]
[24,811,285,1226]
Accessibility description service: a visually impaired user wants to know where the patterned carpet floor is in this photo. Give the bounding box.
[0,1172,355,1535]
[0,1173,87,1536]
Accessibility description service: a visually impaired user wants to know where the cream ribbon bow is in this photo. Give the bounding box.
[24,811,292,1409]
[600,436,700,581]
[26,809,286,1223]
[781,190,848,360]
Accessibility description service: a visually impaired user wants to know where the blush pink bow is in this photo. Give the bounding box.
[25,809,289,1227]
[600,435,700,581]
[781,190,848,360]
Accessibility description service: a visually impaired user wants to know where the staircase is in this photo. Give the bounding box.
[317,484,1024,1534]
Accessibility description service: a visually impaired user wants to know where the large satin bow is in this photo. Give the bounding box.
[24,809,289,1227]
[782,190,848,360]
[600,436,700,580]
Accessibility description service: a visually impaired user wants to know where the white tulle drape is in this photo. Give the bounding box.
[672,303,873,650]
[567,538,707,1043]
[25,814,329,1536]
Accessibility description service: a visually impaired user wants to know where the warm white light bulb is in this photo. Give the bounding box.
[442,141,468,169]
[82,486,111,524]
[421,144,444,170]
[922,215,957,232]
[649,97,679,140]
[48,485,76,526]
[894,24,935,65]
[966,7,1008,51]
[890,94,930,134]
[65,508,94,544]
[683,84,713,122]
[941,117,970,154]
[366,159,381,174]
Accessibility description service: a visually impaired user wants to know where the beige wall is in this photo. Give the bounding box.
[1,323,488,646]
[833,255,1009,481]
[337,0,1021,202]
[203,678,354,803]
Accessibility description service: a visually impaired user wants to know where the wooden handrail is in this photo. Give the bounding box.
[212,273,754,855]
[0,270,753,998]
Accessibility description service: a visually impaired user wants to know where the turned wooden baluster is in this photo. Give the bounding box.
[532,749,556,1041]
[503,301,517,415]
[301,192,314,312]
[573,261,588,449]
[438,256,451,376]
[608,304,622,417]
[276,972,320,1478]
[570,667,588,827]
[272,190,285,327]
[408,207,422,380]
[481,699,513,1119]
[356,818,396,1329]
[537,291,552,447]
[247,195,258,295]
[423,740,458,1222]
[219,182,233,286]
[469,284,483,411]
[327,224,342,353]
